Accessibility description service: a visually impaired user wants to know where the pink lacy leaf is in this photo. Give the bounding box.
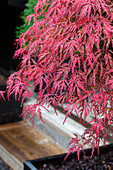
[6,0,113,159]
[0,91,5,100]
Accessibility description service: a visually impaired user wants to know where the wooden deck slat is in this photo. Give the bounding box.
[0,132,36,161]
[0,121,64,169]
[24,98,113,146]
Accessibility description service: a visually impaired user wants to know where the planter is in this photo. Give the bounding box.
[0,85,22,124]
[24,143,113,170]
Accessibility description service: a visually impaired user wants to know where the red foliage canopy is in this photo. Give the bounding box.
[7,0,113,158]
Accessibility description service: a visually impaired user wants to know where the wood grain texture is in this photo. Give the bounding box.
[0,121,64,168]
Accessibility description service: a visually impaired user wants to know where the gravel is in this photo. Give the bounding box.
[38,150,113,170]
[0,157,13,170]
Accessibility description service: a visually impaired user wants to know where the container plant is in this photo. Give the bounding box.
[24,143,113,169]
[0,69,22,124]
[5,0,113,163]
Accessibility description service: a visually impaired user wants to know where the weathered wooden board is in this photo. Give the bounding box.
[0,121,64,169]
[24,98,112,147]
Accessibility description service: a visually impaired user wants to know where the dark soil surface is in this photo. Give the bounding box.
[39,150,113,170]
[0,157,13,170]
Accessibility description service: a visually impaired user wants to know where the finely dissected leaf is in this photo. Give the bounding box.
[7,0,113,159]
[0,91,5,100]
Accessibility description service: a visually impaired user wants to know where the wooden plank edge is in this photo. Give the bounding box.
[0,144,23,170]
[0,121,24,131]
[24,99,86,138]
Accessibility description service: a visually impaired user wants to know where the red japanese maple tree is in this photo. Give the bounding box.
[6,0,113,158]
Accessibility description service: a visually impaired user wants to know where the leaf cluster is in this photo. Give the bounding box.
[7,0,113,159]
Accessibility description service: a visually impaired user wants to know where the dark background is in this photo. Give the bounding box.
[0,0,28,72]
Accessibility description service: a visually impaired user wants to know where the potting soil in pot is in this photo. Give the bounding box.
[38,150,113,170]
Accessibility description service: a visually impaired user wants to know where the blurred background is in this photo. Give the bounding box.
[0,0,28,72]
